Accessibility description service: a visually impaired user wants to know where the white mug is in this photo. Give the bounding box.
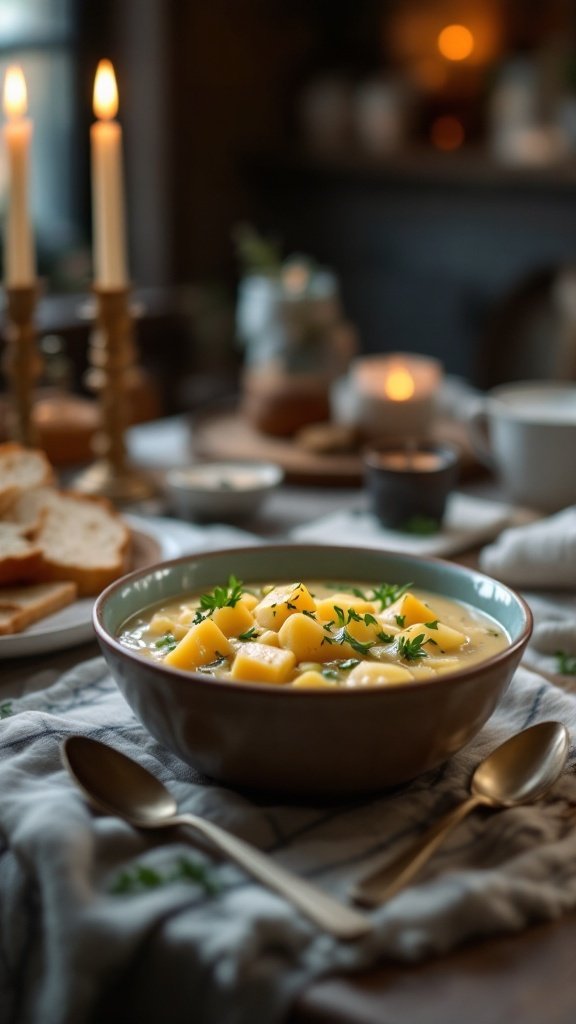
[468,381,576,512]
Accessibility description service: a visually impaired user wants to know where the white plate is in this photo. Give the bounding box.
[0,514,260,659]
[0,515,184,660]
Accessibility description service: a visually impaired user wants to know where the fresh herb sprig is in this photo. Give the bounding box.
[193,575,245,623]
[397,633,428,661]
[238,626,258,641]
[154,632,178,653]
[556,650,576,675]
[321,607,383,656]
[110,856,219,896]
[351,582,412,611]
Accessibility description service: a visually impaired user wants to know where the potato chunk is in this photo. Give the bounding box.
[346,662,414,687]
[278,612,356,662]
[253,583,316,630]
[230,642,295,684]
[164,618,231,670]
[291,670,337,689]
[256,629,280,647]
[398,621,467,653]
[148,613,188,640]
[211,601,255,638]
[383,592,438,628]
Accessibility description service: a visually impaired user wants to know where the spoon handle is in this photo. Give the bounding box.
[173,812,371,941]
[351,794,483,908]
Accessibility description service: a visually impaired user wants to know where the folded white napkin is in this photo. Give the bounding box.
[480,507,576,589]
[1,657,576,1024]
[291,493,530,559]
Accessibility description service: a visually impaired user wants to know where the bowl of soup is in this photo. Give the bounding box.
[94,545,532,797]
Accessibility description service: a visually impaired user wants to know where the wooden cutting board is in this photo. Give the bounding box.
[193,410,480,486]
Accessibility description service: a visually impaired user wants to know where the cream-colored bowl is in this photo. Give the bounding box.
[94,545,532,798]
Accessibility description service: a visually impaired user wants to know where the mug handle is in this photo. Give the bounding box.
[467,403,494,468]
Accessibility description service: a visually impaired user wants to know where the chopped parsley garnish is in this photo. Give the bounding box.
[401,516,439,536]
[199,575,244,613]
[397,633,428,661]
[199,654,228,672]
[302,609,317,619]
[238,626,258,641]
[351,582,412,611]
[322,668,340,681]
[394,614,406,627]
[556,650,576,675]
[425,620,439,630]
[154,632,178,653]
[110,856,219,896]
[321,658,360,681]
[376,631,395,644]
[322,627,375,656]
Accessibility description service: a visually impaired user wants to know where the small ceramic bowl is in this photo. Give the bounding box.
[165,461,283,522]
[94,545,532,798]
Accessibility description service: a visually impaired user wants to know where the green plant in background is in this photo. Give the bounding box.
[233,222,283,277]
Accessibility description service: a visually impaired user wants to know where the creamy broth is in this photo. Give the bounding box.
[118,577,509,688]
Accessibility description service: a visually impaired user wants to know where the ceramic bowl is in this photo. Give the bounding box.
[164,461,283,522]
[94,545,532,798]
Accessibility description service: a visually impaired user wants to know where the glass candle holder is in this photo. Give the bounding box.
[364,441,460,532]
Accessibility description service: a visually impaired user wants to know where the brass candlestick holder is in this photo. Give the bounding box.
[2,283,42,447]
[73,286,155,503]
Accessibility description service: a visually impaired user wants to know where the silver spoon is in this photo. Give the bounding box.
[352,720,570,909]
[61,735,371,941]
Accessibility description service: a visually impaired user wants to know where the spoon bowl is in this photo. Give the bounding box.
[353,720,570,908]
[61,735,371,941]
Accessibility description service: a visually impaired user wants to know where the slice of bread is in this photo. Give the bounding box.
[0,580,78,635]
[0,524,42,585]
[0,485,57,534]
[32,491,131,596]
[0,443,55,514]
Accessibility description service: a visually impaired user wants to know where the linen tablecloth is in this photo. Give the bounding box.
[2,508,576,1024]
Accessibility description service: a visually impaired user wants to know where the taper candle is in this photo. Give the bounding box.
[3,65,35,286]
[91,59,128,288]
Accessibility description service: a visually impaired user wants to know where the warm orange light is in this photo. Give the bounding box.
[385,368,415,402]
[430,115,465,151]
[93,59,118,120]
[437,24,474,62]
[3,65,27,119]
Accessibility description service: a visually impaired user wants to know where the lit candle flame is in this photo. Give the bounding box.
[385,367,415,402]
[437,24,474,62]
[93,59,118,120]
[3,65,27,120]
